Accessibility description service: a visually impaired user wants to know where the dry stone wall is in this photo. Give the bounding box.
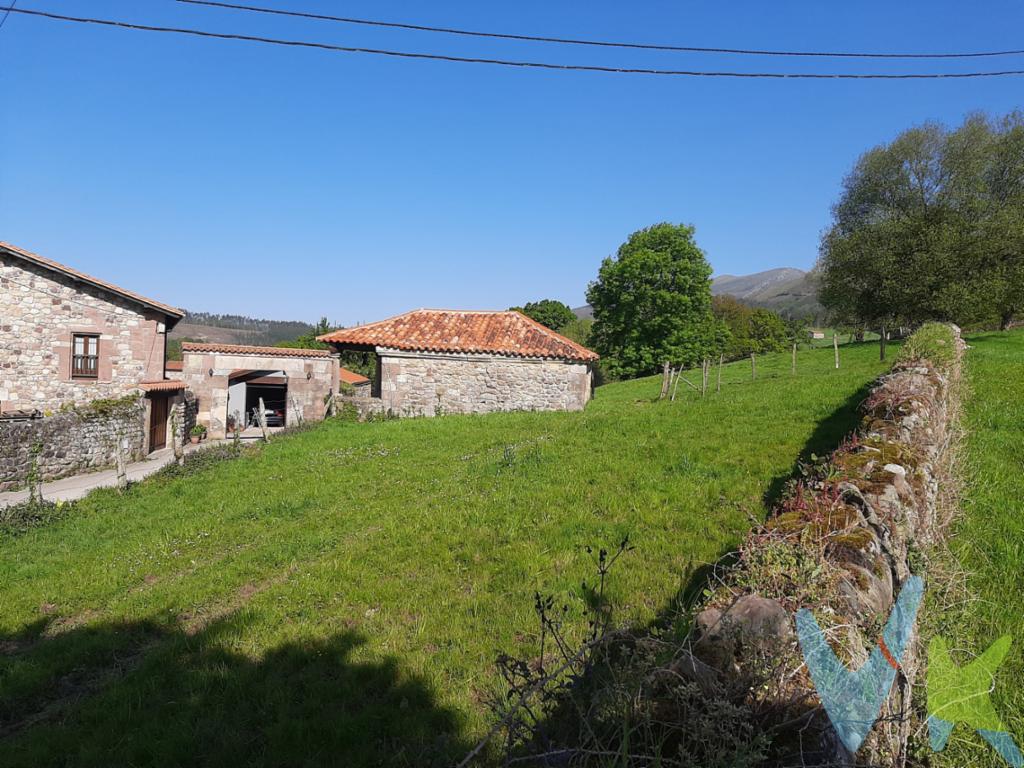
[378,349,593,417]
[0,396,146,492]
[689,325,966,766]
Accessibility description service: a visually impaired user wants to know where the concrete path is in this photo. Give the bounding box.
[1,444,202,508]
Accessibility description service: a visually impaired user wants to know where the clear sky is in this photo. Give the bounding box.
[2,0,1023,325]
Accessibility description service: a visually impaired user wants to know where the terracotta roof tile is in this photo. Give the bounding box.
[339,367,370,385]
[0,241,184,322]
[318,309,598,362]
[138,380,186,392]
[181,342,332,358]
[165,360,184,371]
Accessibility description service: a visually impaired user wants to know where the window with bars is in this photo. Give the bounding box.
[72,334,100,379]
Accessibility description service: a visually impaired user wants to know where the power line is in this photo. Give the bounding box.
[0,0,16,33]
[177,0,1024,61]
[6,6,1024,79]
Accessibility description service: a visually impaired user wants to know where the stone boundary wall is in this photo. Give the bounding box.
[0,396,146,492]
[691,325,966,766]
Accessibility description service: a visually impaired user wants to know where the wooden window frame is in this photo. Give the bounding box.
[71,333,100,379]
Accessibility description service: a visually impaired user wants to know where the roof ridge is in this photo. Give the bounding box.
[317,308,599,362]
[0,240,185,320]
[181,341,332,357]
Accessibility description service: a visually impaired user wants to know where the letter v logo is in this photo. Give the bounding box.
[796,575,924,753]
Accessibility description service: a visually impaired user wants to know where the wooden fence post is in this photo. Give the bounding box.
[171,408,184,465]
[833,332,840,369]
[258,399,270,442]
[750,352,756,381]
[27,441,42,504]
[115,436,128,492]
[717,354,723,393]
[670,366,682,402]
[792,342,797,374]
[660,361,671,400]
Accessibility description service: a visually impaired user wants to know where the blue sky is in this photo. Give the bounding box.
[2,0,1022,325]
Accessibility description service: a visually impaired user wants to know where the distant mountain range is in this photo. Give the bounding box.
[574,267,822,322]
[712,268,822,319]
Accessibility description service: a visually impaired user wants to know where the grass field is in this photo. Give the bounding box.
[0,342,893,767]
[926,329,1024,767]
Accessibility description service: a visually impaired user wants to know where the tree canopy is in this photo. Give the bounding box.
[586,223,720,378]
[711,295,789,359]
[817,111,1024,337]
[509,300,576,331]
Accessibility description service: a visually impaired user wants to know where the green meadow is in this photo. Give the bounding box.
[0,342,894,766]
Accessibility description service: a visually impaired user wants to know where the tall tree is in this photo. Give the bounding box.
[509,300,576,331]
[816,114,1024,351]
[586,223,718,378]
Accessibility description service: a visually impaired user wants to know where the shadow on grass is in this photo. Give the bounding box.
[760,378,875,512]
[652,377,876,630]
[0,613,468,767]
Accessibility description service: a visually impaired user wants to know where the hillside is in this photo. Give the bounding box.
[574,267,823,322]
[0,341,892,766]
[712,267,822,320]
[169,311,314,348]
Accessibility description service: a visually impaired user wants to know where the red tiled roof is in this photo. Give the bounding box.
[339,367,370,385]
[180,342,332,358]
[139,380,186,392]
[318,309,599,362]
[0,241,184,323]
[165,360,184,371]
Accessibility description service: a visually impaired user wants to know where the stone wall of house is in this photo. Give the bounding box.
[179,351,337,438]
[378,349,593,417]
[0,396,146,492]
[0,253,169,414]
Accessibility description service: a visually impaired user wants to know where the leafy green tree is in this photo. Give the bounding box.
[276,317,376,379]
[586,223,718,378]
[711,295,788,358]
[817,112,1024,347]
[276,317,333,350]
[509,299,576,331]
[557,317,593,347]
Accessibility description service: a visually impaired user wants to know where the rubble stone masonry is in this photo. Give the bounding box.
[0,253,168,414]
[378,349,593,417]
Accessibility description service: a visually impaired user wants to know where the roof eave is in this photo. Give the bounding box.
[1,243,185,323]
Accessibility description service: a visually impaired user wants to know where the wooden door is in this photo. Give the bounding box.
[149,395,168,451]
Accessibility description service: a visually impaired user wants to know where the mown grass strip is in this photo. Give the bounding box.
[924,329,1024,767]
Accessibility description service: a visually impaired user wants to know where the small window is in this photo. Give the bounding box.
[72,333,100,379]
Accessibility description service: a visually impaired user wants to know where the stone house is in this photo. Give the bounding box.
[174,342,343,439]
[0,241,186,453]
[318,309,598,417]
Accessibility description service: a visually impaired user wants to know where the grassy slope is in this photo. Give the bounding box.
[927,329,1024,767]
[0,343,891,767]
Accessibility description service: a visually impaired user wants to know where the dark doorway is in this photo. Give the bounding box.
[246,383,287,427]
[149,394,169,451]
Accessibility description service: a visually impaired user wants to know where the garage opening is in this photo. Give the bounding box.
[227,370,288,432]
[246,381,286,427]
